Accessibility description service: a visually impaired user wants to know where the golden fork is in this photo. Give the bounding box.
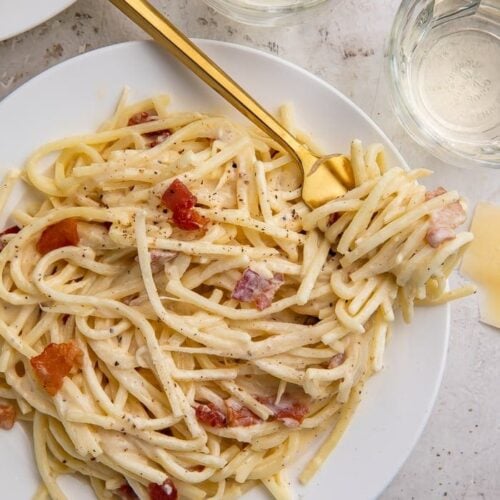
[108,0,354,208]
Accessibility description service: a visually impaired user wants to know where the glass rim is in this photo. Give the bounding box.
[205,0,326,13]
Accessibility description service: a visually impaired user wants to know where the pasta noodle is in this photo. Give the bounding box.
[0,92,472,500]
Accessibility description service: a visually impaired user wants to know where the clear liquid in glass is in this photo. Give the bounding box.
[389,0,500,167]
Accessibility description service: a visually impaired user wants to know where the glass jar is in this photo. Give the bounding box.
[202,0,330,26]
[387,0,500,168]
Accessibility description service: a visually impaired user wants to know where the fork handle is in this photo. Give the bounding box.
[108,0,306,162]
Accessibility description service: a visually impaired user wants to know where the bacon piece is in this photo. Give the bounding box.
[150,249,177,264]
[0,403,16,430]
[328,212,340,226]
[188,465,205,472]
[254,273,284,310]
[0,225,20,251]
[225,398,262,427]
[328,352,346,369]
[36,219,79,255]
[232,268,284,310]
[258,396,309,428]
[195,402,226,428]
[161,179,208,231]
[162,179,197,212]
[148,130,171,147]
[426,226,456,248]
[148,478,178,500]
[274,403,308,428]
[150,249,177,273]
[171,207,209,231]
[116,484,138,500]
[0,226,20,237]
[431,201,466,229]
[134,250,177,274]
[425,186,447,201]
[128,111,157,126]
[232,270,260,303]
[128,112,171,147]
[30,342,83,396]
[424,187,466,248]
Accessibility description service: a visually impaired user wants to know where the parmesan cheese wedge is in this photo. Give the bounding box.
[460,202,500,329]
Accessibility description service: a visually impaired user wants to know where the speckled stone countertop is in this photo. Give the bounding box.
[0,1,499,499]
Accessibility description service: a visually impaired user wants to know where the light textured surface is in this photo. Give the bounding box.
[0,1,498,499]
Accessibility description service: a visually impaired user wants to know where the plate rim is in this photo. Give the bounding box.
[0,0,76,42]
[0,38,450,500]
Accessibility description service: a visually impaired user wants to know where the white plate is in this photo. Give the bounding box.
[0,0,75,41]
[0,40,449,500]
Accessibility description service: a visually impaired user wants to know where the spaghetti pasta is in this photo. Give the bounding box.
[0,92,472,500]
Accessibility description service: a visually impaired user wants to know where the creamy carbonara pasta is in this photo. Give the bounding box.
[0,91,473,500]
